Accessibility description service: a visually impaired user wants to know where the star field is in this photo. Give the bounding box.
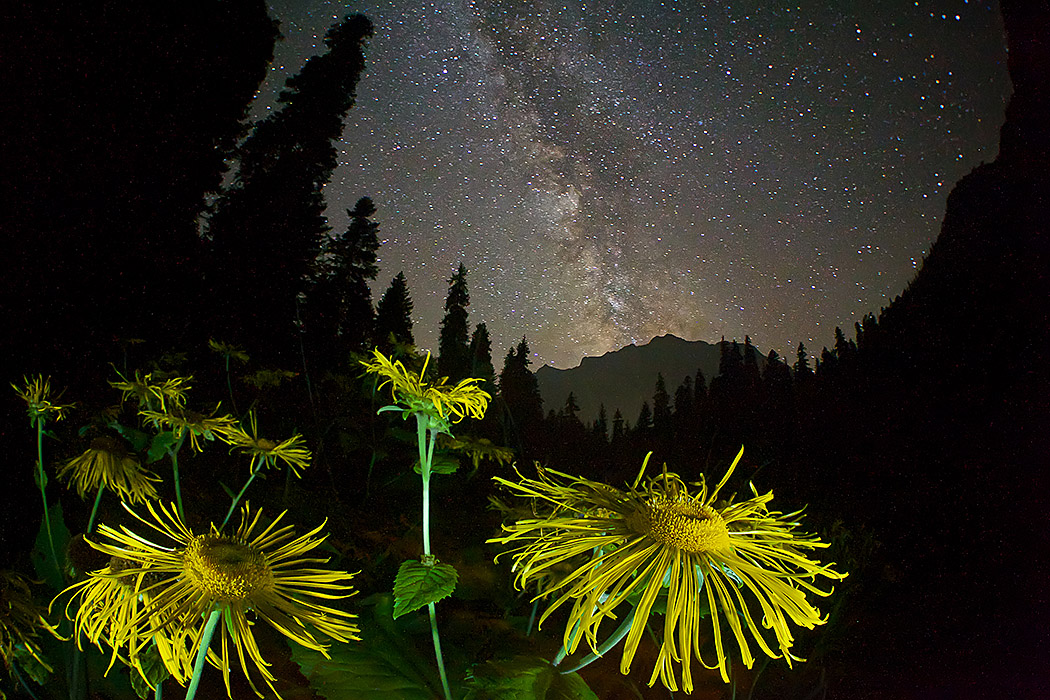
[262,0,1009,368]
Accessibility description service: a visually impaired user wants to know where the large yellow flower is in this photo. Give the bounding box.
[490,448,846,693]
[226,411,311,477]
[58,436,160,504]
[62,502,359,698]
[360,349,490,425]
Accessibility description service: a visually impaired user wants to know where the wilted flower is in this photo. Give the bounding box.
[491,448,847,692]
[1,571,54,679]
[58,436,160,505]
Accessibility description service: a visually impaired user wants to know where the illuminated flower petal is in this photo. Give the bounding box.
[360,349,490,425]
[490,448,847,692]
[58,436,161,504]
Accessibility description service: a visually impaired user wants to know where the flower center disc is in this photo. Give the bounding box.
[184,536,272,602]
[632,498,732,555]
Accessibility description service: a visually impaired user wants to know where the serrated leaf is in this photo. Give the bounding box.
[290,594,445,700]
[146,431,177,463]
[392,560,457,619]
[464,656,598,700]
[412,454,460,475]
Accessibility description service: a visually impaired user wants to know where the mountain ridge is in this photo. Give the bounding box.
[535,333,761,424]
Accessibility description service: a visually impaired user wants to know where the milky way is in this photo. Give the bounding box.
[262,0,1009,368]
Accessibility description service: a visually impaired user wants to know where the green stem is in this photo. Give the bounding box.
[185,609,221,700]
[414,414,451,700]
[221,455,263,530]
[85,480,105,535]
[224,355,238,416]
[168,433,187,522]
[428,602,452,700]
[35,420,57,568]
[557,607,637,674]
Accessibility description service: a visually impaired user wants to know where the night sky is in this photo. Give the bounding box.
[260,0,1010,369]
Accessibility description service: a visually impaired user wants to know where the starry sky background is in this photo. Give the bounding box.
[258,0,1010,369]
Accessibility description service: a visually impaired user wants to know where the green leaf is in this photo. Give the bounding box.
[129,643,170,700]
[146,431,177,463]
[290,594,446,700]
[110,421,150,452]
[412,453,460,476]
[11,644,52,687]
[392,560,457,619]
[464,656,598,700]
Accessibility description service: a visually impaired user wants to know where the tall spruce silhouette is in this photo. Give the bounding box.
[302,196,380,362]
[205,14,373,359]
[498,337,544,457]
[374,272,415,353]
[438,264,471,382]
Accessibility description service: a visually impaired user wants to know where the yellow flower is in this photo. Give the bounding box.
[57,436,161,504]
[360,349,490,425]
[63,502,359,698]
[207,339,249,363]
[139,404,240,453]
[11,375,73,424]
[226,411,311,477]
[57,554,190,684]
[490,448,847,693]
[110,370,192,413]
[0,571,54,679]
[438,434,515,471]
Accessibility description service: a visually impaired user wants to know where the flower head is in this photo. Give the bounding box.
[58,436,161,504]
[438,434,515,471]
[61,502,359,698]
[360,349,490,429]
[139,404,240,453]
[207,339,250,364]
[227,411,311,477]
[12,375,73,425]
[110,370,192,413]
[490,448,846,692]
[1,571,55,679]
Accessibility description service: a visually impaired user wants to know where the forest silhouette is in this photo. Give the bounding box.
[2,0,1048,697]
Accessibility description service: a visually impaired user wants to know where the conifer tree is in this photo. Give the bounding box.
[469,322,496,391]
[498,337,544,454]
[593,404,609,442]
[794,342,814,380]
[205,14,373,356]
[652,373,672,434]
[635,401,653,434]
[563,392,582,424]
[438,264,471,381]
[611,409,626,442]
[304,196,380,356]
[374,272,414,353]
[743,335,762,390]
